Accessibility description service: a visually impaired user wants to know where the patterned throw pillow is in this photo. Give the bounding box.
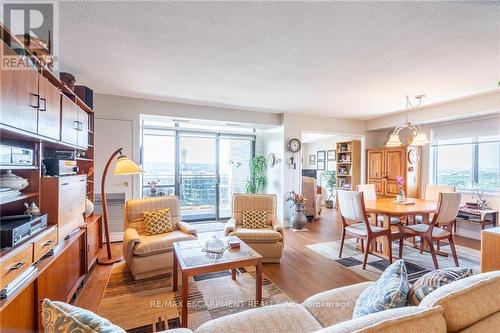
[144,208,173,235]
[242,210,268,229]
[408,267,473,305]
[352,259,410,318]
[42,299,125,333]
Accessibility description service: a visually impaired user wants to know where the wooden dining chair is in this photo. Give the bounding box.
[357,184,402,227]
[338,190,404,269]
[402,192,461,269]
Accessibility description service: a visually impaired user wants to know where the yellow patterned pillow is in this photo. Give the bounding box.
[144,208,173,235]
[242,210,268,229]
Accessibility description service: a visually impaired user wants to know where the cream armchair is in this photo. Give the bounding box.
[302,176,322,219]
[123,196,197,280]
[224,194,284,263]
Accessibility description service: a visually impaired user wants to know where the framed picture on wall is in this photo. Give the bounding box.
[317,150,326,161]
[327,150,336,161]
[309,155,316,165]
[317,161,325,170]
[327,160,335,171]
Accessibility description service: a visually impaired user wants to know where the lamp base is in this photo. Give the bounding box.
[97,256,123,266]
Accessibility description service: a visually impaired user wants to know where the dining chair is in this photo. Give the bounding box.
[357,184,401,227]
[338,190,404,269]
[402,192,461,269]
[424,184,456,201]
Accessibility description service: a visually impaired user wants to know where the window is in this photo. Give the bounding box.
[432,138,500,192]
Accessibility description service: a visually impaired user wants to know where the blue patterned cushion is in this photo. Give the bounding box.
[42,299,126,333]
[408,267,473,305]
[352,259,410,318]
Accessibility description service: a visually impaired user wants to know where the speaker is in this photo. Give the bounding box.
[75,85,94,110]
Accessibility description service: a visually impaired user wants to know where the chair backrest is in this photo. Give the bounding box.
[424,184,456,201]
[302,176,317,213]
[337,190,369,227]
[232,193,277,226]
[124,196,180,234]
[357,184,377,201]
[433,192,462,226]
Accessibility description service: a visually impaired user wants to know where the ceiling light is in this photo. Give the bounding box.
[386,95,429,147]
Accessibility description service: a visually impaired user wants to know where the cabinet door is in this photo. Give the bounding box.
[0,41,39,133]
[77,107,89,148]
[367,150,384,195]
[37,77,61,140]
[60,95,78,145]
[384,148,406,197]
[85,218,100,272]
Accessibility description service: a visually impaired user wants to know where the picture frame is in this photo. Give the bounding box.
[327,160,335,171]
[327,150,336,161]
[308,155,316,165]
[317,150,326,161]
[317,161,325,170]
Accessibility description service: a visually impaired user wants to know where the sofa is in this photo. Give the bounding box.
[224,193,284,263]
[302,176,322,219]
[122,196,198,280]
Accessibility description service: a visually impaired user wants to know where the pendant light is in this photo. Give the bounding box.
[386,95,429,147]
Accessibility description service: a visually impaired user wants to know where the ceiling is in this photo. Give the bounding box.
[57,1,499,119]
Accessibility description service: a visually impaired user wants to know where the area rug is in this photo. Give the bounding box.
[307,239,481,283]
[98,263,290,332]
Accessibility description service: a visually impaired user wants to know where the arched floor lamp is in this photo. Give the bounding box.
[98,147,143,265]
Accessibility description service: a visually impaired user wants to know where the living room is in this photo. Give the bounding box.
[0,1,499,333]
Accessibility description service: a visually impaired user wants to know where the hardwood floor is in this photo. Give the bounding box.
[75,208,480,312]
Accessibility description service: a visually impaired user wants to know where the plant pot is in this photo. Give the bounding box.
[325,200,334,209]
[291,203,308,230]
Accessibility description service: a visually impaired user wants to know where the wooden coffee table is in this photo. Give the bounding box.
[172,237,263,328]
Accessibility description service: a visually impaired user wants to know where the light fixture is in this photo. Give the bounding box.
[386,95,429,147]
[98,148,143,265]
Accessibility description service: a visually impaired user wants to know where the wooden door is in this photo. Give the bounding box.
[0,283,36,333]
[60,95,78,145]
[367,150,384,195]
[77,107,89,148]
[37,77,61,140]
[85,218,100,271]
[384,148,405,197]
[0,41,39,133]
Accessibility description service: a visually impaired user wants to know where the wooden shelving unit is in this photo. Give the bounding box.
[336,140,361,190]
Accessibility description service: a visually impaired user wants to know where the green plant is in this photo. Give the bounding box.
[322,171,337,201]
[245,154,268,194]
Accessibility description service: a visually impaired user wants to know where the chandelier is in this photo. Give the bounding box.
[386,95,430,147]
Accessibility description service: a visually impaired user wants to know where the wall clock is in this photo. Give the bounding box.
[288,138,301,153]
[408,148,419,165]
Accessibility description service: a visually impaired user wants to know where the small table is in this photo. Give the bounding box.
[172,237,263,328]
[364,198,438,259]
[458,207,499,230]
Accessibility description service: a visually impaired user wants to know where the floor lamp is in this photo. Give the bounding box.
[98,147,143,265]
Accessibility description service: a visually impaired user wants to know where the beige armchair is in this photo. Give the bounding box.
[123,196,197,280]
[302,176,322,219]
[224,194,284,263]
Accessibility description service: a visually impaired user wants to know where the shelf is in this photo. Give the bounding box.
[76,157,93,162]
[337,162,351,165]
[0,192,38,205]
[0,166,38,170]
[337,175,352,177]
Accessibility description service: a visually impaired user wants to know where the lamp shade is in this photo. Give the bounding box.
[386,133,403,147]
[411,132,430,146]
[113,155,143,175]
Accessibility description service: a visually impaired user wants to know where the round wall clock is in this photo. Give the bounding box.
[408,148,420,165]
[288,138,302,153]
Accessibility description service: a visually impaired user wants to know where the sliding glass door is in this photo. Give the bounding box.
[142,125,254,222]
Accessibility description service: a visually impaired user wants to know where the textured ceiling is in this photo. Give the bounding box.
[58,1,499,119]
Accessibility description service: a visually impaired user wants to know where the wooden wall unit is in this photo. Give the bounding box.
[0,24,101,332]
[366,146,421,198]
[336,140,361,190]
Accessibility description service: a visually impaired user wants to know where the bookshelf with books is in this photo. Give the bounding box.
[336,140,361,191]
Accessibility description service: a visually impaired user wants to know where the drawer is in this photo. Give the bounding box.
[0,244,33,290]
[33,227,58,262]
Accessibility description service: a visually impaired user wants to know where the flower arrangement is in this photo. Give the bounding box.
[396,176,405,188]
[287,191,307,207]
[395,176,405,202]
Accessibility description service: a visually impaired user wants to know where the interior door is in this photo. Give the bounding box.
[367,150,384,195]
[37,77,61,140]
[178,133,217,221]
[94,118,134,241]
[384,148,405,197]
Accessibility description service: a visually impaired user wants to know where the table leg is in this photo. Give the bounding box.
[369,213,380,253]
[181,273,188,328]
[256,260,262,305]
[172,250,178,292]
[231,269,237,280]
[380,216,391,257]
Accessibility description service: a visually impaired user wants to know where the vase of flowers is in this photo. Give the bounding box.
[396,176,405,203]
[287,191,308,230]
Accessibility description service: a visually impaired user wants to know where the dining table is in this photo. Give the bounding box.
[364,197,439,260]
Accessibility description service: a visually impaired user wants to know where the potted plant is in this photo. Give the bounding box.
[245,154,268,194]
[323,171,337,209]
